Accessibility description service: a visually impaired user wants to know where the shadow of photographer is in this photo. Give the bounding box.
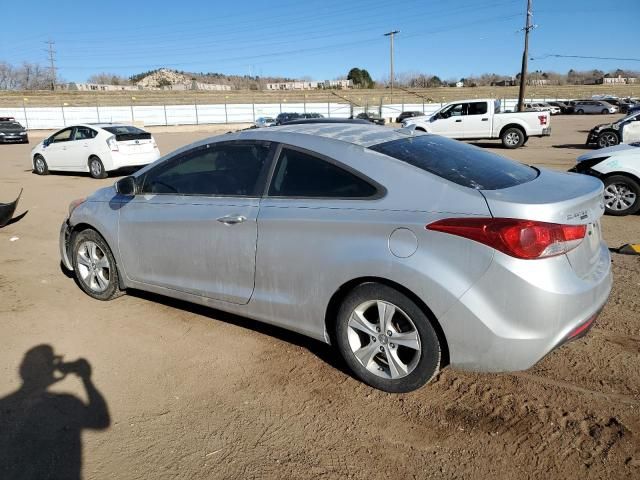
[0,345,110,480]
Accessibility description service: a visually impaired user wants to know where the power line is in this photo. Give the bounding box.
[531,54,640,62]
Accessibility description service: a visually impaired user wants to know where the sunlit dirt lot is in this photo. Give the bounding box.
[1,115,638,479]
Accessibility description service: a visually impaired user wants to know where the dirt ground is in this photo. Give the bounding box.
[1,116,638,479]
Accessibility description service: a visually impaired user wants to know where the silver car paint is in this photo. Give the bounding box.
[61,124,611,371]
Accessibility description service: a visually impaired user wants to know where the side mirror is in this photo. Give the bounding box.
[43,137,51,147]
[115,176,137,196]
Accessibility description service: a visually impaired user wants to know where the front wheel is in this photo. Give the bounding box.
[501,127,525,149]
[33,155,49,175]
[603,175,640,216]
[597,131,619,149]
[335,283,441,393]
[601,109,609,114]
[71,229,122,300]
[89,156,107,179]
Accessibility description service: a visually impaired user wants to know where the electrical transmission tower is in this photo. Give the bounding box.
[45,40,56,91]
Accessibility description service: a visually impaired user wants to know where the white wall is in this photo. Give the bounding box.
[0,98,563,130]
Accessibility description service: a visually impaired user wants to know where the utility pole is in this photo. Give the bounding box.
[45,40,56,91]
[517,0,534,112]
[384,30,400,99]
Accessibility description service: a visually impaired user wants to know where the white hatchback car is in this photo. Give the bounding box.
[31,124,160,178]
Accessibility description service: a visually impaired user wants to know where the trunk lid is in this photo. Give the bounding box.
[481,169,606,278]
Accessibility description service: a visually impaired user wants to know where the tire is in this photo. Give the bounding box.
[71,229,122,300]
[33,154,49,175]
[335,283,441,393]
[597,131,620,149]
[603,175,640,216]
[501,127,525,149]
[601,109,609,114]
[88,156,107,179]
[576,109,585,115]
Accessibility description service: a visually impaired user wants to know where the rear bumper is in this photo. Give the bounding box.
[439,244,612,372]
[109,149,160,171]
[540,127,552,136]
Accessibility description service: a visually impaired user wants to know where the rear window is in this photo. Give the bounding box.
[368,135,538,190]
[103,125,151,141]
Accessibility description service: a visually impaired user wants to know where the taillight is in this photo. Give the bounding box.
[426,218,586,259]
[106,135,119,152]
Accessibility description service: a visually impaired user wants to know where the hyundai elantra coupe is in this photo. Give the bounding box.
[59,123,612,392]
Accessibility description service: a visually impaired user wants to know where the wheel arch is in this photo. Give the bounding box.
[600,170,640,184]
[499,123,527,139]
[68,222,126,290]
[324,276,450,368]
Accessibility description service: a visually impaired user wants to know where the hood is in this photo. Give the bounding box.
[577,142,639,161]
[88,186,117,202]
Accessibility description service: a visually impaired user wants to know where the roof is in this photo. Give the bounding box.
[268,123,409,147]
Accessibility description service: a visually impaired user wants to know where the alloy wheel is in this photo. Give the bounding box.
[604,183,637,212]
[598,133,618,148]
[76,240,111,292]
[505,132,520,146]
[347,300,421,380]
[35,157,45,174]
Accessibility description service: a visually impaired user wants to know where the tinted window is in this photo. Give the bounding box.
[268,148,377,198]
[103,125,150,141]
[74,127,97,140]
[467,102,488,115]
[141,143,270,196]
[368,135,537,190]
[440,103,464,118]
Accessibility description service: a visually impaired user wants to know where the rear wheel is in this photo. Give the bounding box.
[601,108,609,114]
[501,127,525,149]
[33,155,49,175]
[603,175,640,216]
[597,131,620,149]
[576,109,585,115]
[335,283,441,393]
[89,156,107,179]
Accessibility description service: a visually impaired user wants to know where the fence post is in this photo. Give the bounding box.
[252,95,256,122]
[327,93,330,118]
[163,104,168,126]
[224,95,229,123]
[304,94,307,113]
[130,96,136,123]
[61,103,67,126]
[195,97,199,125]
[95,99,100,123]
[22,98,29,129]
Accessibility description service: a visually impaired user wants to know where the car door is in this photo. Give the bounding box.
[42,127,75,168]
[67,126,98,169]
[429,102,466,138]
[117,140,274,304]
[462,101,491,138]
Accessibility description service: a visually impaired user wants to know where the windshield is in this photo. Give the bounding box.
[1,122,23,129]
[368,134,538,190]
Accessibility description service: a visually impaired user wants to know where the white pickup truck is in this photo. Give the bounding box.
[401,99,551,148]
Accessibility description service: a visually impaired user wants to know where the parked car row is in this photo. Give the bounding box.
[586,110,640,148]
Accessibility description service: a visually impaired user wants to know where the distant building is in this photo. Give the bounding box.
[584,75,637,85]
[63,82,141,91]
[455,81,464,88]
[527,79,550,86]
[265,79,353,90]
[491,79,517,87]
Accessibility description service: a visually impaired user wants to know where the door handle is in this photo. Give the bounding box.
[217,214,246,225]
[455,119,462,123]
[481,118,489,121]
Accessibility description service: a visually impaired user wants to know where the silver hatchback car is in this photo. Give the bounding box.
[60,124,612,392]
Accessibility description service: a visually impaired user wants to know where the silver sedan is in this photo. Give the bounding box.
[60,123,612,392]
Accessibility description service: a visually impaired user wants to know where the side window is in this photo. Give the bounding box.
[268,148,378,198]
[467,102,488,115]
[140,142,270,196]
[74,127,97,140]
[51,128,73,143]
[441,103,464,118]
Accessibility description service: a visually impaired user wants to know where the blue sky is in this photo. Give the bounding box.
[2,0,638,82]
